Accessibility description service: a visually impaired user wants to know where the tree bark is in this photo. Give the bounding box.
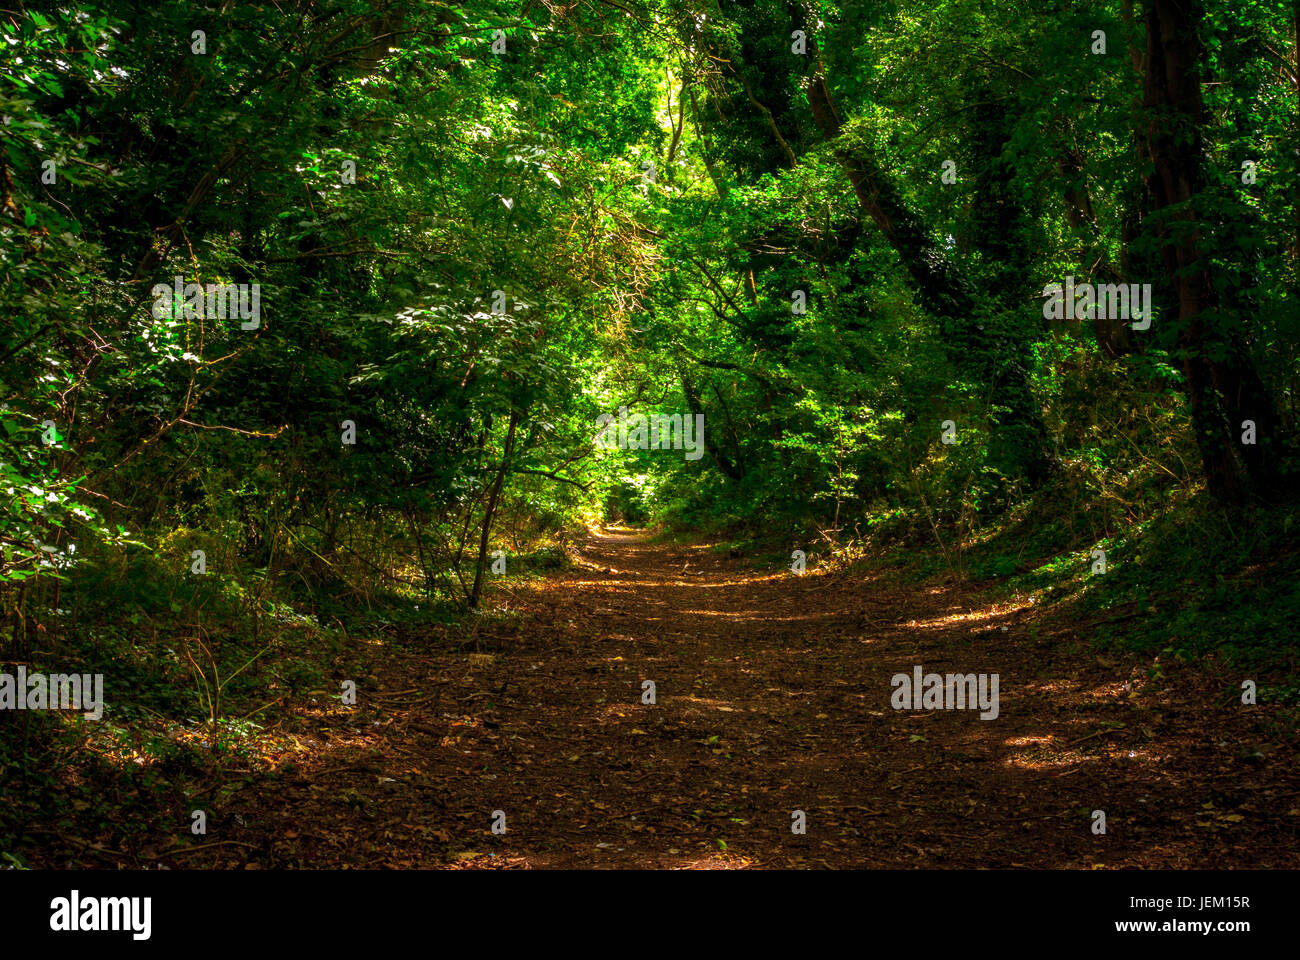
[1141,0,1286,500]
[804,66,1050,484]
[469,408,519,609]
[682,373,744,481]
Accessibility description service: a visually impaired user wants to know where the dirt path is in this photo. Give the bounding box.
[215,530,1299,868]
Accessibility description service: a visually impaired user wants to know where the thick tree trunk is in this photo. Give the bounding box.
[1141,0,1285,500]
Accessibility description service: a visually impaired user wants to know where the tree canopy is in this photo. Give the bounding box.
[1,0,1298,872]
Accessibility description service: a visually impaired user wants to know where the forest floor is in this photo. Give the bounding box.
[185,527,1297,870]
[32,528,1300,869]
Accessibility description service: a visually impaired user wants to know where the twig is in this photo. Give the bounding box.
[147,840,260,860]
[1067,728,1120,745]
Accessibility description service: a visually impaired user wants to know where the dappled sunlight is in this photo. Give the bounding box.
[5,0,1297,885]
[900,597,1037,631]
[679,607,781,619]
[440,848,757,870]
[1001,753,1087,772]
[564,573,804,591]
[672,695,746,713]
[1000,732,1101,772]
[1004,735,1055,747]
[21,526,1296,871]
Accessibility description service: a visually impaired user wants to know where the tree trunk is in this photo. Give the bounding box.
[469,408,519,609]
[682,373,744,480]
[804,67,1050,485]
[1141,0,1286,500]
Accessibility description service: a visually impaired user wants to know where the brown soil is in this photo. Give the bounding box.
[187,530,1300,868]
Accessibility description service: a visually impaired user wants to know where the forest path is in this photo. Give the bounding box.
[221,529,1298,868]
